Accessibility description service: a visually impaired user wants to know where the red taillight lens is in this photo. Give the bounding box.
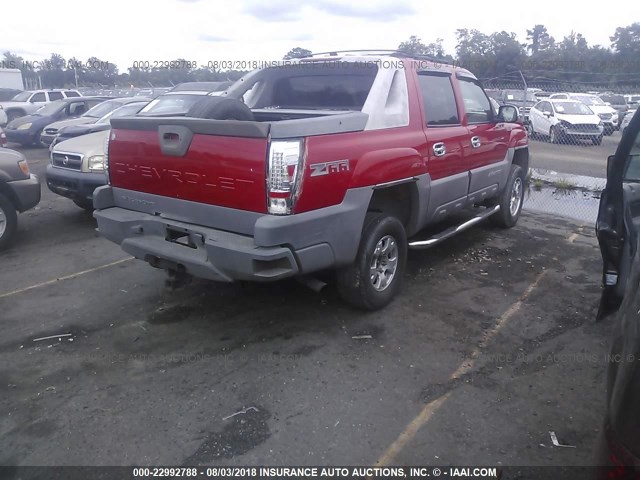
[266,139,304,215]
[104,133,111,185]
[596,424,640,480]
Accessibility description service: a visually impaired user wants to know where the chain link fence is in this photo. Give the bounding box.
[484,83,639,225]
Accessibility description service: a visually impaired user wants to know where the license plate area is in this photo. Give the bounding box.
[165,226,202,249]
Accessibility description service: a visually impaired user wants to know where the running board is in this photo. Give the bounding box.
[408,206,500,250]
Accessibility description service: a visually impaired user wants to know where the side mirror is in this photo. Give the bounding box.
[497,105,519,123]
[544,111,553,118]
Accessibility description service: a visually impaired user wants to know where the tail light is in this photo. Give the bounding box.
[596,424,640,480]
[266,139,304,215]
[104,134,111,184]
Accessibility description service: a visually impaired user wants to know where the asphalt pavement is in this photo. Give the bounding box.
[528,129,621,179]
[0,145,614,472]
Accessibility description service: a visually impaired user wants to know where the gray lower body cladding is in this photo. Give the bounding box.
[7,174,41,212]
[93,186,371,282]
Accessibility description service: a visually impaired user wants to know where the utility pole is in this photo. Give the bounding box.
[519,70,528,91]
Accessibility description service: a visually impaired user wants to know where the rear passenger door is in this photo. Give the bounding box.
[417,71,471,221]
[457,76,510,201]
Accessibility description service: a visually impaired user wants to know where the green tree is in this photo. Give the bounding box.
[397,36,445,57]
[490,31,525,74]
[526,25,555,54]
[283,47,312,59]
[455,29,494,75]
[611,22,640,55]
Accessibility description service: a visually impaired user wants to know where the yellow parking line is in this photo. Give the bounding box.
[0,257,134,299]
[450,270,547,379]
[375,269,548,466]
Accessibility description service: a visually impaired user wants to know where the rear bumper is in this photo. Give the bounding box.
[93,185,372,283]
[7,174,41,212]
[95,207,307,282]
[45,165,107,201]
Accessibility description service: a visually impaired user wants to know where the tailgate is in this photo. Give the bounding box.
[108,117,270,213]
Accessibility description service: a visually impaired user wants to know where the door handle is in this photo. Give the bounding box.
[433,142,446,157]
[471,136,481,148]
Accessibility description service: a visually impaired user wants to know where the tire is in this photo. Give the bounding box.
[27,129,45,148]
[490,165,524,229]
[525,122,534,138]
[336,213,407,311]
[73,199,94,212]
[592,135,603,146]
[0,192,18,251]
[186,97,255,121]
[549,126,562,144]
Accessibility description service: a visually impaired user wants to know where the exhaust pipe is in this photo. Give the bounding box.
[296,276,327,293]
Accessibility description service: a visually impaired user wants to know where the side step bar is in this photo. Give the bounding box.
[408,206,500,250]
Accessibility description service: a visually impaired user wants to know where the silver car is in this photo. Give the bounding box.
[621,108,637,134]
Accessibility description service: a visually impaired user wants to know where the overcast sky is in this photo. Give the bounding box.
[2,0,639,72]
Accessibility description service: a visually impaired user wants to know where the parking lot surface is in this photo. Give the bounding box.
[0,146,612,469]
[528,131,620,178]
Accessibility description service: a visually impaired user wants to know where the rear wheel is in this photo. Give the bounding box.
[0,193,18,251]
[490,165,524,228]
[336,213,407,310]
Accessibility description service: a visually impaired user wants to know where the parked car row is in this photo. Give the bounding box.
[487,88,633,144]
[0,89,82,126]
[527,98,606,145]
[3,96,112,147]
[549,93,619,134]
[43,97,151,148]
[0,86,178,127]
[45,81,231,212]
[0,81,233,248]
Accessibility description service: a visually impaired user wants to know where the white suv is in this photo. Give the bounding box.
[528,98,604,145]
[0,89,82,125]
[549,93,618,135]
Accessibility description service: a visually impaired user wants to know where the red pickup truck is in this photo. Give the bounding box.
[93,53,528,310]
